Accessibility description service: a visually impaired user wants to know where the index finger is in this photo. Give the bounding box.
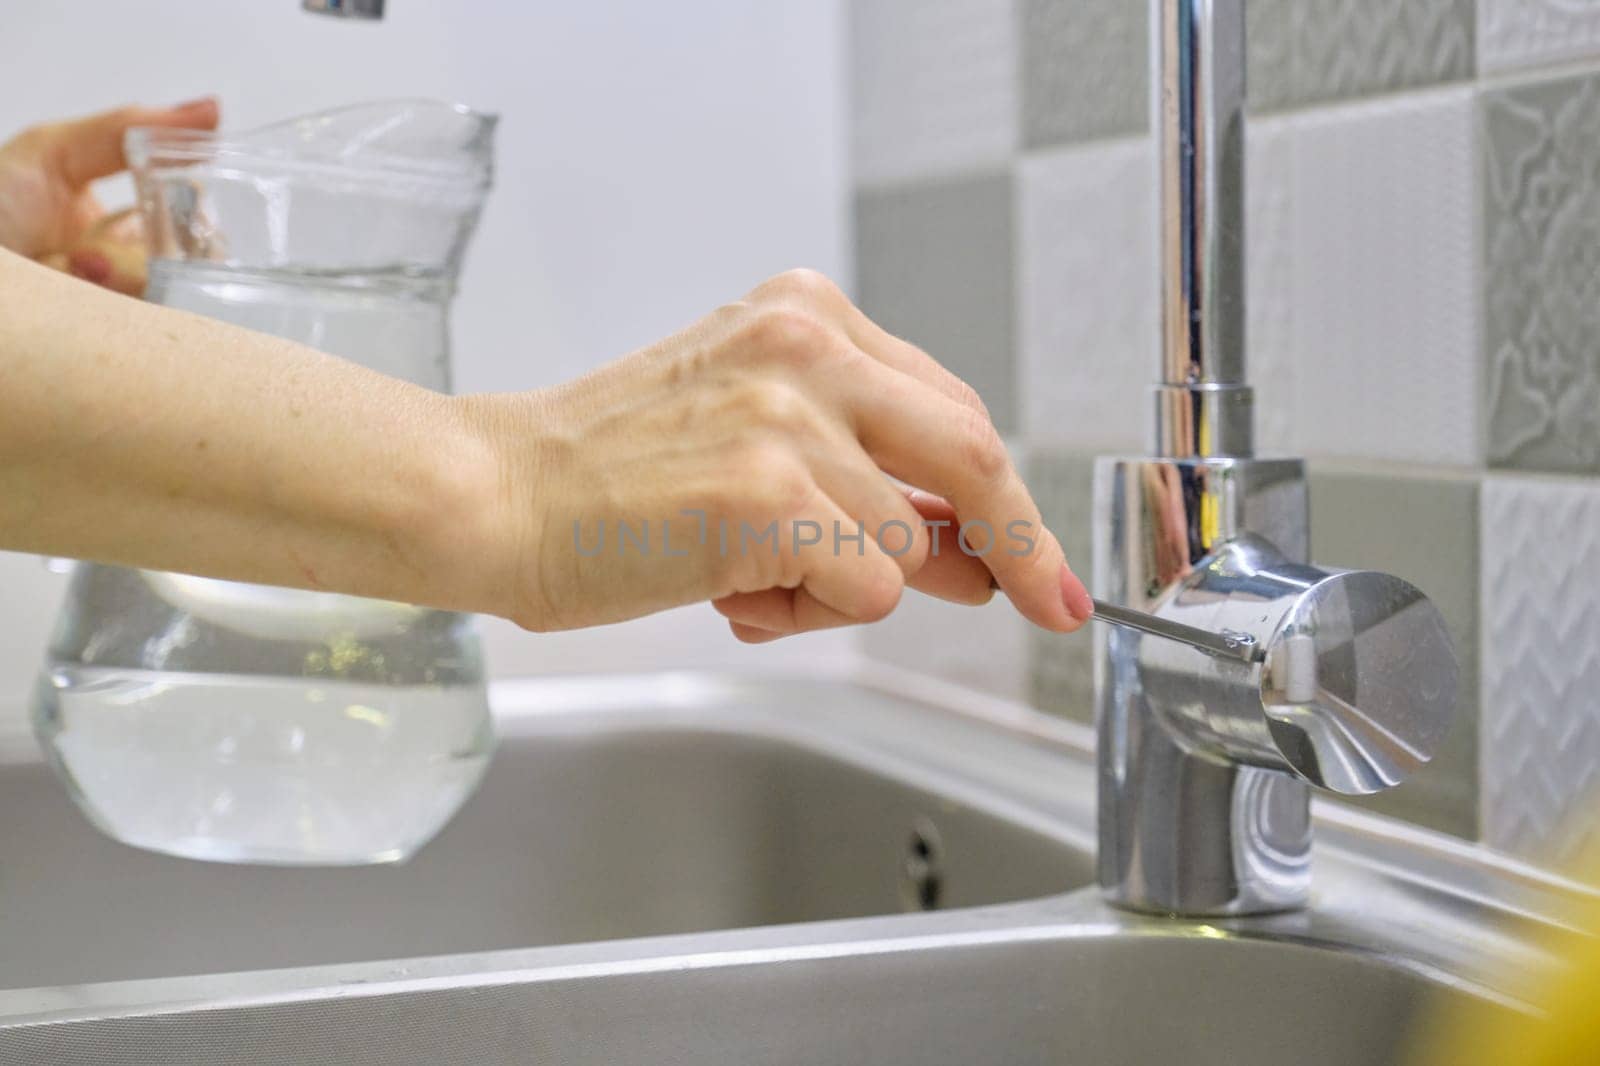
[843,361,1093,633]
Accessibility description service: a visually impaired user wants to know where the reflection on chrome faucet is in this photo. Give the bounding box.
[1091,0,1458,917]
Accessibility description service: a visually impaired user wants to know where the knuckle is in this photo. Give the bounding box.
[956,408,1010,485]
[709,299,753,331]
[756,267,843,308]
[731,379,818,436]
[953,378,990,417]
[738,306,833,368]
[753,454,816,519]
[712,442,812,523]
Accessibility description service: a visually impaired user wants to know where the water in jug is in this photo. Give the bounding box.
[32,101,498,865]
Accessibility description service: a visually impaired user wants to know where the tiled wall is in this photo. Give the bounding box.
[851,0,1600,873]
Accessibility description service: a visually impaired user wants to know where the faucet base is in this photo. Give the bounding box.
[1098,753,1313,917]
[1092,455,1313,916]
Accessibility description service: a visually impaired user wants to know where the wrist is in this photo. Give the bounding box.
[435,391,552,628]
[385,392,510,620]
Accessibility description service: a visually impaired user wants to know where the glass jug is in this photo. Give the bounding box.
[32,101,498,865]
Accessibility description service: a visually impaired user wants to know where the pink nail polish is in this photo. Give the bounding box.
[1061,566,1094,623]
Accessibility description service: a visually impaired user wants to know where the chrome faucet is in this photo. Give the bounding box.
[302,0,384,19]
[1091,0,1457,917]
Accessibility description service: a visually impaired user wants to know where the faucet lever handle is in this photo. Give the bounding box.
[1141,536,1459,797]
[1090,599,1263,665]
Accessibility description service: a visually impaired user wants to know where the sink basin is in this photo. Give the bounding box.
[0,669,1560,1063]
[0,674,1093,989]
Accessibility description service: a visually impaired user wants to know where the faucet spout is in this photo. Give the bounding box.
[1154,0,1252,458]
[302,0,385,19]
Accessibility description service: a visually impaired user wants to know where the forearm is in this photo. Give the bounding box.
[0,248,508,615]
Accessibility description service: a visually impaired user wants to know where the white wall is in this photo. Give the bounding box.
[0,0,856,716]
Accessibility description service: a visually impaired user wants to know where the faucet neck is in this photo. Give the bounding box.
[1154,0,1252,458]
[1091,1,1459,919]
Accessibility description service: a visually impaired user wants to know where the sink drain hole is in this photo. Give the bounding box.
[900,818,945,912]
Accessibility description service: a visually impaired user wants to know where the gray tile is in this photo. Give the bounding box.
[850,0,1018,187]
[1019,0,1148,149]
[855,173,1019,434]
[1482,71,1600,475]
[1024,447,1097,725]
[1481,476,1600,870]
[1308,464,1481,839]
[1480,0,1600,75]
[1248,0,1474,113]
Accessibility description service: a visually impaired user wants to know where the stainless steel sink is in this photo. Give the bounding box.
[0,669,1567,1064]
[0,673,1091,989]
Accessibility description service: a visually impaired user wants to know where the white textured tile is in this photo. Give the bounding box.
[1018,137,1157,452]
[859,592,1030,702]
[1246,115,1299,454]
[1481,476,1600,870]
[850,0,1017,187]
[1247,88,1480,467]
[1249,0,1475,113]
[1479,0,1600,74]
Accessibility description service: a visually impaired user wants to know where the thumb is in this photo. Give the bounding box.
[48,97,220,187]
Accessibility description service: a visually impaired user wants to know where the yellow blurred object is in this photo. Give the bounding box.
[1413,856,1600,1066]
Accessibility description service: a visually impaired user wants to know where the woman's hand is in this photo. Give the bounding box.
[464,270,1094,640]
[1,251,1089,640]
[0,99,219,295]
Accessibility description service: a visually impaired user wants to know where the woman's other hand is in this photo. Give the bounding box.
[0,99,219,295]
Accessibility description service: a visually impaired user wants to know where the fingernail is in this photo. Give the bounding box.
[68,249,112,285]
[1060,565,1094,623]
[172,96,216,111]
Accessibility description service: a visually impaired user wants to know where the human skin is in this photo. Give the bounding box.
[0,105,1093,641]
[0,99,219,295]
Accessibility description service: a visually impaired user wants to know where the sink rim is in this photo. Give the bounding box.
[0,663,1583,1027]
[0,886,1533,1031]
